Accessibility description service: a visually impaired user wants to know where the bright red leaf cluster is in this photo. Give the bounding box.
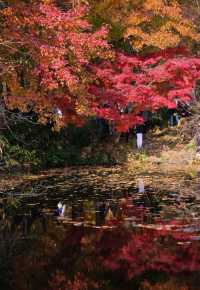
[90,48,200,131]
[2,2,200,131]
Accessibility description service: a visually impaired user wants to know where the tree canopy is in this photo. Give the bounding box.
[89,0,200,51]
[1,0,200,131]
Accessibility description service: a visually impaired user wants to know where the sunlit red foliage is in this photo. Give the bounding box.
[90,48,200,131]
[2,1,200,131]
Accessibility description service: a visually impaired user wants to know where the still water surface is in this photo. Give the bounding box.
[1,168,200,289]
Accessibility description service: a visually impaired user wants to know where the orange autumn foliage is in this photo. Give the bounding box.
[90,0,200,50]
[0,1,111,129]
[126,0,200,50]
[1,0,200,132]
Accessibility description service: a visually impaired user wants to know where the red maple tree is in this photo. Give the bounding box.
[90,48,200,131]
[1,1,200,131]
[1,1,111,127]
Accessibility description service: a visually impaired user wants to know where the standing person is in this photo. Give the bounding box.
[136,125,144,149]
[174,112,180,126]
[168,109,180,127]
[168,109,175,126]
[137,132,143,149]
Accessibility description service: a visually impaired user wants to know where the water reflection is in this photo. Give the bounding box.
[3,178,200,230]
[138,178,145,193]
[5,218,200,290]
[2,172,200,289]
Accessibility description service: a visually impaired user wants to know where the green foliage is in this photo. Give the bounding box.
[1,141,41,172]
[82,150,115,165]
[44,145,80,167]
[0,116,116,171]
[0,135,8,148]
[7,145,37,164]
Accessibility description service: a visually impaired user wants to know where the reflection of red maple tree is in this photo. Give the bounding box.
[43,226,200,289]
[12,222,200,290]
[96,227,200,280]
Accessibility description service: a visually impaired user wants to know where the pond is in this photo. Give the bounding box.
[1,167,200,290]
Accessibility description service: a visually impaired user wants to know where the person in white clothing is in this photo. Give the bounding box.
[136,124,144,149]
[136,133,143,149]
